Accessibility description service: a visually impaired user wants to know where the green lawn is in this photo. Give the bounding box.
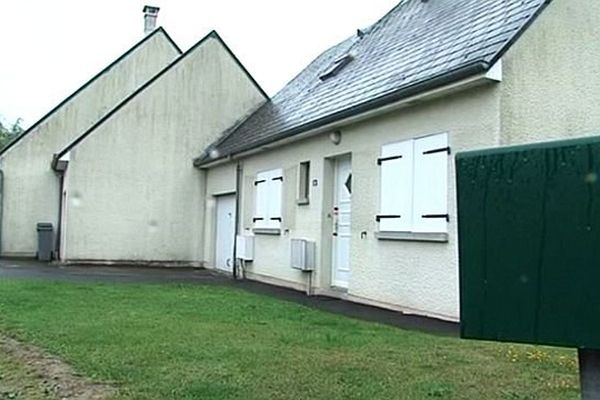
[0,279,579,399]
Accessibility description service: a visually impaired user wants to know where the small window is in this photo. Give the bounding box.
[297,162,311,205]
[319,54,354,81]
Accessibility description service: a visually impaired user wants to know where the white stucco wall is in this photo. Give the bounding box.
[202,0,600,321]
[205,85,502,320]
[500,0,600,144]
[62,34,266,263]
[0,31,180,257]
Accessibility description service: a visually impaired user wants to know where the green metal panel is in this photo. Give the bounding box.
[457,136,600,349]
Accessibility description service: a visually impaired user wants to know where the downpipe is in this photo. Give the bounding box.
[232,161,243,280]
[55,171,65,261]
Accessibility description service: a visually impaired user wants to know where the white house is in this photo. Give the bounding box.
[0,26,182,258]
[1,6,267,266]
[5,0,600,323]
[194,0,600,321]
[50,31,267,265]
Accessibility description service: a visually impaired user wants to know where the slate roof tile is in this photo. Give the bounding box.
[198,0,550,165]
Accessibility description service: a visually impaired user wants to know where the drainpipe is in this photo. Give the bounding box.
[55,172,65,261]
[232,161,243,279]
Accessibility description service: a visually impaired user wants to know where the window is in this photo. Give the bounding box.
[297,161,310,205]
[319,54,354,81]
[377,133,449,234]
[253,168,283,231]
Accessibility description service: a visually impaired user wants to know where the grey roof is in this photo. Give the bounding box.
[197,0,550,166]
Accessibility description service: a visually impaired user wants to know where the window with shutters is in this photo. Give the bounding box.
[253,168,283,231]
[377,133,449,234]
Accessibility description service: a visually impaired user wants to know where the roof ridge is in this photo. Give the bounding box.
[0,28,181,158]
[348,0,414,47]
[52,30,220,166]
[209,31,269,100]
[52,29,268,168]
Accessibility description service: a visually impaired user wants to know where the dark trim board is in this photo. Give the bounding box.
[0,27,182,158]
[486,0,554,69]
[213,31,269,100]
[52,30,268,169]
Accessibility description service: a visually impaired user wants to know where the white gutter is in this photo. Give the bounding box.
[199,60,503,169]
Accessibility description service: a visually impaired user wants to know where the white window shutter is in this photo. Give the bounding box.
[268,169,283,229]
[254,171,269,229]
[412,133,449,233]
[379,140,414,232]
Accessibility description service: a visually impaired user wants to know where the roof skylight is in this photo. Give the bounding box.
[319,54,354,81]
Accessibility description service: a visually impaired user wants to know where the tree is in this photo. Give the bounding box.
[0,117,23,149]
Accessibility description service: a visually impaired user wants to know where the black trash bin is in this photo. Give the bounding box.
[36,223,54,261]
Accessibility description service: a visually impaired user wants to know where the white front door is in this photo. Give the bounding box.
[215,194,236,273]
[332,155,352,288]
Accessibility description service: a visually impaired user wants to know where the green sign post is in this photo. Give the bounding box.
[456,136,600,399]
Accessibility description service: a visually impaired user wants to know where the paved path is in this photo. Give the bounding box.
[0,259,222,284]
[0,258,459,337]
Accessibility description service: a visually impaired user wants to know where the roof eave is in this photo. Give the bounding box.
[195,61,489,168]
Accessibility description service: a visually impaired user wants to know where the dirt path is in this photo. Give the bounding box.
[0,334,115,400]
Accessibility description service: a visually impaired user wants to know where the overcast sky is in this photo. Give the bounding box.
[0,0,399,128]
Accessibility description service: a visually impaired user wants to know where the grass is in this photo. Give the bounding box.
[0,279,580,399]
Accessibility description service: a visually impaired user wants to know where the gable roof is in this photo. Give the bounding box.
[0,27,182,158]
[196,0,552,166]
[52,30,268,169]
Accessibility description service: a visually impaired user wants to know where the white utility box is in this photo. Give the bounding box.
[236,235,255,261]
[290,239,316,272]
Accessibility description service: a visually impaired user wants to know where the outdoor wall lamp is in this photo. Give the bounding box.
[329,130,342,145]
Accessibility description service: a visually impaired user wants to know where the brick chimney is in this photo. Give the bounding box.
[143,5,160,35]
